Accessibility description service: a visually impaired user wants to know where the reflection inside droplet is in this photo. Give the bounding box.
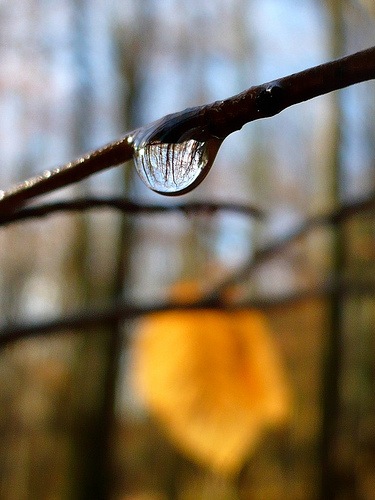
[133,139,218,195]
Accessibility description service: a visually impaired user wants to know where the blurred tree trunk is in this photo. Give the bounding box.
[64,2,138,498]
[319,0,347,498]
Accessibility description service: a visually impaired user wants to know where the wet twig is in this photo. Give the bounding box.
[0,46,374,213]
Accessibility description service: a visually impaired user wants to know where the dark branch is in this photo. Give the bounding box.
[0,191,373,346]
[0,198,264,227]
[206,190,375,298]
[0,46,374,213]
[133,47,375,143]
[1,277,375,347]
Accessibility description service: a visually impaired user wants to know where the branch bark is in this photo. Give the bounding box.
[0,46,374,213]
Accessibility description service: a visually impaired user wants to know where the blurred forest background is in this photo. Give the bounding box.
[0,0,374,499]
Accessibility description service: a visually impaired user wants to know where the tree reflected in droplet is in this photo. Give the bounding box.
[133,139,221,195]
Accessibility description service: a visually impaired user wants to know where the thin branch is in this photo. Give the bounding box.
[0,191,372,348]
[0,182,373,230]
[0,46,374,213]
[0,198,264,227]
[1,189,373,300]
[1,277,374,347]
[206,190,375,298]
[0,138,133,214]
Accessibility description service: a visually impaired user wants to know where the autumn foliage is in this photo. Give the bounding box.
[133,284,292,475]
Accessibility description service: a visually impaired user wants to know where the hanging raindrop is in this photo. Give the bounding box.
[133,138,221,195]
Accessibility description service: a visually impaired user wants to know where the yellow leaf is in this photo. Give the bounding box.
[132,293,291,475]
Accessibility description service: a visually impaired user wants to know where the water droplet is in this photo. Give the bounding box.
[133,139,220,195]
